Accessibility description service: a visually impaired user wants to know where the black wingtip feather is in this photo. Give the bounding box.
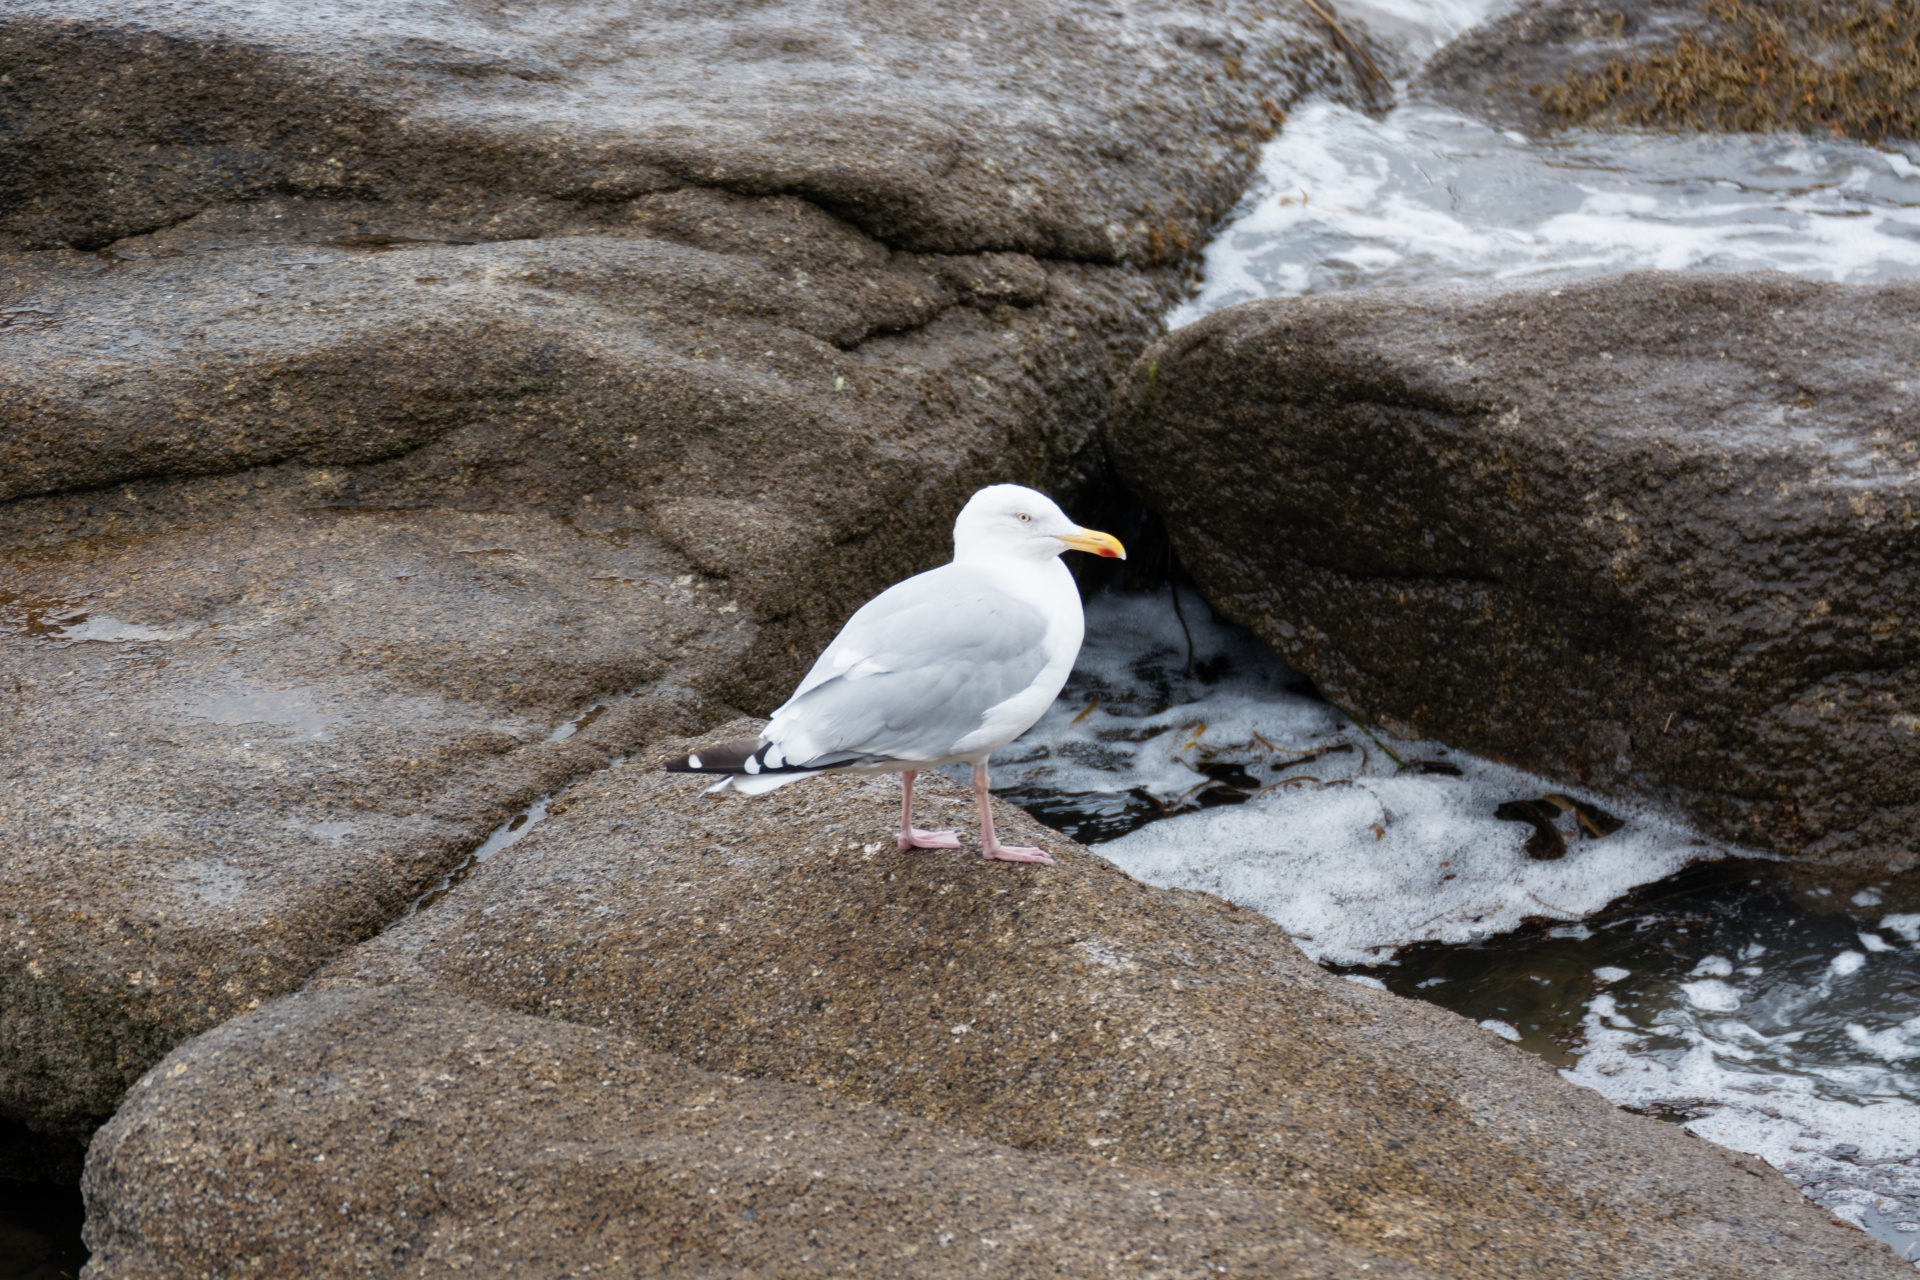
[662,736,767,774]
[665,737,869,777]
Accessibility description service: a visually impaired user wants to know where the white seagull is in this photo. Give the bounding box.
[665,484,1124,864]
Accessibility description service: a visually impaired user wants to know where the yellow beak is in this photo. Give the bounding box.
[1059,527,1127,560]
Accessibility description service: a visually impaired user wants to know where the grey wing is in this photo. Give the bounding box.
[767,571,1051,766]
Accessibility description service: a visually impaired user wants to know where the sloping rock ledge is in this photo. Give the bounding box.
[81,746,1903,1278]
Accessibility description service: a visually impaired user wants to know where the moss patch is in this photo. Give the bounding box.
[1539,0,1920,142]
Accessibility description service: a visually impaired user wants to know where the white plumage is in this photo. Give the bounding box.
[666,484,1125,864]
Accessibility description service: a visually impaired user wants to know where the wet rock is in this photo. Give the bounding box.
[238,745,1895,1276]
[0,0,1347,259]
[1109,272,1920,875]
[0,0,1375,1157]
[84,986,1425,1279]
[1417,0,1920,142]
[0,192,1170,688]
[0,504,743,1143]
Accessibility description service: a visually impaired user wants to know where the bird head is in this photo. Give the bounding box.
[952,484,1127,563]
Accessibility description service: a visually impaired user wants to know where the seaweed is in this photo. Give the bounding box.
[1494,793,1627,860]
[1538,0,1920,143]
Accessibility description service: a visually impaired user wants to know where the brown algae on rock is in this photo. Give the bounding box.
[1539,0,1920,141]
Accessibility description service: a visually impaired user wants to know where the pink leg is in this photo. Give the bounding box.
[897,771,961,851]
[973,761,1053,865]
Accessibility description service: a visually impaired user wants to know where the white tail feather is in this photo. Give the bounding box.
[726,770,818,797]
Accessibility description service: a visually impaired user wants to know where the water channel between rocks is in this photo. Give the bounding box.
[1004,0,1920,1259]
[990,590,1920,1260]
[1182,0,1920,323]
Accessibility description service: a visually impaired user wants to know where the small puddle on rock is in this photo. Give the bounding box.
[1008,589,1920,1257]
[545,693,629,743]
[0,589,194,646]
[0,591,90,640]
[408,796,552,917]
[408,692,637,915]
[184,685,343,743]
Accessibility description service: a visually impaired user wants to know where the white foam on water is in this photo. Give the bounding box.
[1173,100,1920,325]
[1680,978,1742,1013]
[1102,781,1709,966]
[1849,1019,1920,1064]
[1118,1,1920,1255]
[1565,939,1920,1258]
[1334,0,1508,59]
[1011,592,1920,1259]
[1885,915,1920,943]
[1003,592,1718,966]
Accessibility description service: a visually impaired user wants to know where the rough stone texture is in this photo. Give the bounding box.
[0,194,1170,690]
[1,503,740,1140]
[0,0,1369,1159]
[1109,272,1920,876]
[85,987,1427,1279]
[155,739,1889,1279]
[0,0,1336,260]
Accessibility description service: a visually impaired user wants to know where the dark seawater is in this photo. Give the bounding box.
[1337,861,1920,1262]
[0,1181,86,1280]
[1008,590,1920,1260]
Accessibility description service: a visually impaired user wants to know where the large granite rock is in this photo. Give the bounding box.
[0,192,1165,697]
[1417,0,1920,142]
[84,987,1422,1279]
[0,0,1371,1161]
[1109,272,1920,876]
[0,0,1336,260]
[83,752,1896,1277]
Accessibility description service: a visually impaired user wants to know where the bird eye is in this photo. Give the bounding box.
[1016,512,1032,523]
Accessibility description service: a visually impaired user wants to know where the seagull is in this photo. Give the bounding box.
[665,484,1124,864]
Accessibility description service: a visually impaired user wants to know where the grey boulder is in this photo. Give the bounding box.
[1110,272,1920,875]
[85,986,1427,1279]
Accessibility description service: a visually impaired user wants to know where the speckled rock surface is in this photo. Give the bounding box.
[0,505,743,1144]
[1109,272,1920,875]
[0,0,1342,259]
[245,741,1896,1279]
[0,0,1372,1161]
[84,986,1427,1279]
[0,192,1171,696]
